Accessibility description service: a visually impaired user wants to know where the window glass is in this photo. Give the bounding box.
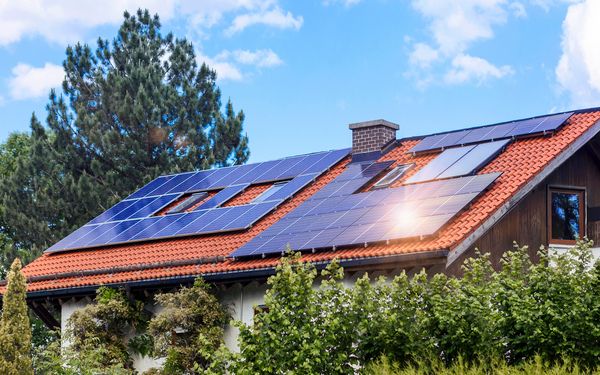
[550,190,583,242]
[373,164,414,189]
[253,181,288,203]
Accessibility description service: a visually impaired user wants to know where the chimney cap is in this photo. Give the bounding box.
[348,119,399,130]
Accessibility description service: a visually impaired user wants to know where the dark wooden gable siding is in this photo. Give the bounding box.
[447,140,600,275]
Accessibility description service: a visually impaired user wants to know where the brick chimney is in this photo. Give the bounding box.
[349,119,399,160]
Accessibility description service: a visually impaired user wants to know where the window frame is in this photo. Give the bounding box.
[372,163,414,189]
[547,186,586,246]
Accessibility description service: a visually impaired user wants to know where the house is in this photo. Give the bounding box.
[3,107,600,371]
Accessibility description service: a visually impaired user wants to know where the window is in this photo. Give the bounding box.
[548,188,585,244]
[252,181,288,203]
[372,164,414,189]
[166,192,208,215]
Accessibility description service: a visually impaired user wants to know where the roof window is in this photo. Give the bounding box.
[252,181,288,203]
[166,192,208,215]
[372,164,413,189]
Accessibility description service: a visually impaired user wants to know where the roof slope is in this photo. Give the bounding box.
[8,109,600,295]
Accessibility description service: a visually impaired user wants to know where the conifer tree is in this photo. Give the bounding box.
[0,9,249,254]
[0,258,33,375]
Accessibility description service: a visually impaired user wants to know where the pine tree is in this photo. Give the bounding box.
[0,258,33,375]
[0,9,249,254]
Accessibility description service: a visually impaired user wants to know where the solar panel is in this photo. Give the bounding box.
[46,148,350,253]
[197,183,249,210]
[437,139,509,179]
[409,112,573,153]
[405,145,474,184]
[230,172,501,258]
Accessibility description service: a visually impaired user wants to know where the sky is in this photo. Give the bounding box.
[0,0,599,163]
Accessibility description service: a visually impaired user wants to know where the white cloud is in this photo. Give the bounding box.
[199,49,283,81]
[0,1,301,46]
[556,0,600,107]
[408,0,517,86]
[225,6,303,35]
[223,49,283,67]
[9,63,64,100]
[409,43,439,69]
[445,54,514,85]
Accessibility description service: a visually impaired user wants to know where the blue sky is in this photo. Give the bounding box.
[1,0,599,163]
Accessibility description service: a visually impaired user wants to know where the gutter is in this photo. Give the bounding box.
[25,249,448,300]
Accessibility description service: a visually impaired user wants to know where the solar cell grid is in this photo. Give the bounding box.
[125,193,181,220]
[231,172,501,258]
[409,113,572,153]
[275,153,324,179]
[126,176,172,199]
[146,173,195,197]
[223,200,280,230]
[196,184,249,210]
[167,170,212,194]
[89,199,138,224]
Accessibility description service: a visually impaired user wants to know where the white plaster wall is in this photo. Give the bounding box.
[219,282,268,352]
[549,245,600,263]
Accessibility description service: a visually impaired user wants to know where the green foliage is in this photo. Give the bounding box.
[0,8,249,257]
[63,286,150,370]
[226,253,359,374]
[35,334,133,375]
[148,278,229,374]
[365,355,598,375]
[0,258,33,375]
[222,241,600,373]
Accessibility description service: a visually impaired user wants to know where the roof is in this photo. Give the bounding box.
[6,108,600,296]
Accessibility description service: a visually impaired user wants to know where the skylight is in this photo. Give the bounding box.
[253,181,289,203]
[166,192,208,214]
[372,164,414,189]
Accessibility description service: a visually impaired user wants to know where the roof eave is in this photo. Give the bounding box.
[25,249,448,300]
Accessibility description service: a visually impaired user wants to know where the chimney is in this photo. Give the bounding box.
[349,119,399,160]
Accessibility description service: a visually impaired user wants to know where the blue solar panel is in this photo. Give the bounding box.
[196,183,249,210]
[230,173,501,258]
[405,145,474,184]
[530,112,573,134]
[302,148,350,174]
[89,200,138,224]
[45,149,350,253]
[438,139,509,179]
[410,113,572,153]
[130,216,180,241]
[125,194,181,220]
[153,210,208,238]
[90,220,141,247]
[165,171,212,194]
[126,176,172,199]
[146,173,195,197]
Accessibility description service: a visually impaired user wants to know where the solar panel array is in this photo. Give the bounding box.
[406,139,509,184]
[230,157,501,258]
[46,148,350,253]
[409,112,573,153]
